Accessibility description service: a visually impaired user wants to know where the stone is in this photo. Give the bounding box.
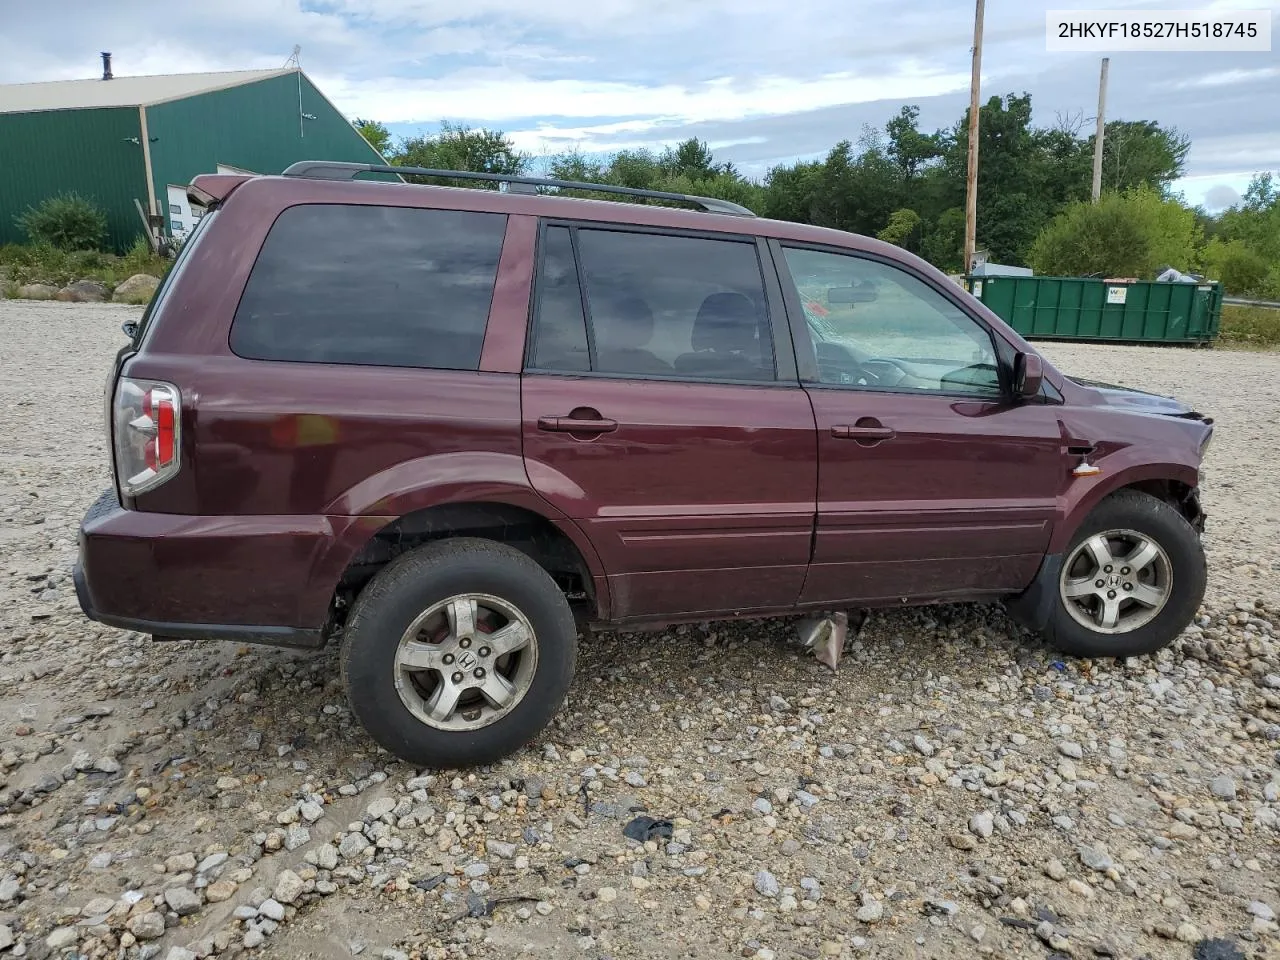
[112,274,161,305]
[0,876,18,902]
[46,926,79,949]
[1211,775,1237,799]
[273,869,304,904]
[82,896,116,916]
[0,925,12,951]
[463,862,489,879]
[165,949,197,960]
[164,886,203,916]
[435,827,458,852]
[315,843,339,870]
[284,824,311,851]
[913,735,935,756]
[486,840,518,860]
[754,870,780,898]
[1059,741,1084,760]
[339,833,369,859]
[856,901,884,923]
[242,928,265,949]
[298,800,324,823]
[366,797,396,819]
[1248,901,1276,922]
[95,755,122,774]
[55,280,109,303]
[165,852,198,873]
[1044,859,1067,881]
[197,852,229,874]
[1078,844,1113,872]
[128,911,166,940]
[258,898,286,921]
[205,880,237,903]
[753,797,774,816]
[597,886,617,903]
[970,811,994,839]
[17,283,58,300]
[949,834,978,851]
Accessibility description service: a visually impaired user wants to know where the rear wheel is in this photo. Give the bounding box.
[1045,490,1205,658]
[340,538,577,767]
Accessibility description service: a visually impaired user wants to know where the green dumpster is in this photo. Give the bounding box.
[964,275,1222,345]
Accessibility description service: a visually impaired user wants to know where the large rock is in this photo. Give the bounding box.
[113,273,161,305]
[55,279,109,302]
[17,283,58,300]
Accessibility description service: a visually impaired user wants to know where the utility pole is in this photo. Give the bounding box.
[963,0,985,275]
[1090,57,1110,202]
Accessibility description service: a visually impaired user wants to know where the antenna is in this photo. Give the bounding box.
[284,45,305,138]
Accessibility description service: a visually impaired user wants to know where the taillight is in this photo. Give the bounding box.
[113,377,181,496]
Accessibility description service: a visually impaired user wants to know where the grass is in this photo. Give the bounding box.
[1218,305,1280,349]
[0,240,169,296]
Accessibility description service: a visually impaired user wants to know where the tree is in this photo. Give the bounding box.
[392,121,528,184]
[877,209,922,247]
[353,118,391,157]
[1208,172,1280,296]
[1029,188,1203,278]
[1091,120,1189,194]
[885,106,942,182]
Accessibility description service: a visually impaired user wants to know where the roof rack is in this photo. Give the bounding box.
[280,161,757,217]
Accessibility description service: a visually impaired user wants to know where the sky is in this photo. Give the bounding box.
[1,0,1277,211]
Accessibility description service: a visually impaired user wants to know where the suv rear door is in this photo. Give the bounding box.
[771,242,1066,606]
[521,222,817,621]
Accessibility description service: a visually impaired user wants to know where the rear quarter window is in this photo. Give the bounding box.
[230,204,507,370]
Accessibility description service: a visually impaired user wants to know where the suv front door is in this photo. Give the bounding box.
[773,243,1066,606]
[521,223,816,621]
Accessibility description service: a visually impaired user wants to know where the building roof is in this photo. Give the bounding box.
[0,68,294,115]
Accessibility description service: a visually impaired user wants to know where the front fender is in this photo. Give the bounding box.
[1050,459,1200,553]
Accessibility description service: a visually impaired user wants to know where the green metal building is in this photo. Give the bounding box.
[0,57,388,251]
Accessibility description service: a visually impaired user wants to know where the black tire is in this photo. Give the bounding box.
[1044,490,1205,658]
[339,537,577,768]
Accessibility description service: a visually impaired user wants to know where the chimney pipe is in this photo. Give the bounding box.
[101,52,113,81]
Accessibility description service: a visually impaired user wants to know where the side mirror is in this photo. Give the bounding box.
[121,320,139,340]
[1015,352,1043,398]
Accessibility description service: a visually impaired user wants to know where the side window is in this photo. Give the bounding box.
[231,204,507,370]
[781,247,1002,397]
[530,227,590,372]
[527,227,774,381]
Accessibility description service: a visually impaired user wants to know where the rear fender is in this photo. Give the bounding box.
[308,452,611,621]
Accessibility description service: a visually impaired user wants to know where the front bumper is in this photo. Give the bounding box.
[74,488,383,648]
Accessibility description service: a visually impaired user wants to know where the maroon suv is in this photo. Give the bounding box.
[75,162,1213,767]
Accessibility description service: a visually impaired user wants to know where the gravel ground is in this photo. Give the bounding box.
[1,300,1278,960]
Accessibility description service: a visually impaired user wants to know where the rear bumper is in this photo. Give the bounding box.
[74,488,386,648]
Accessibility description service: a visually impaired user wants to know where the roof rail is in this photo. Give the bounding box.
[280,161,757,217]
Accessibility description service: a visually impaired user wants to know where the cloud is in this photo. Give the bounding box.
[1203,184,1243,210]
[2,0,1278,188]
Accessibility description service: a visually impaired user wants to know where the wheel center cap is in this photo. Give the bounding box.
[1107,574,1122,588]
[458,651,478,671]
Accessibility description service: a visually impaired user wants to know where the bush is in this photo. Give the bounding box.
[1202,238,1278,298]
[0,237,168,289]
[1219,305,1280,347]
[1029,188,1202,279]
[15,193,109,251]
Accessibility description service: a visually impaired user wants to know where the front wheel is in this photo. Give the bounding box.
[340,538,577,768]
[1045,490,1206,659]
